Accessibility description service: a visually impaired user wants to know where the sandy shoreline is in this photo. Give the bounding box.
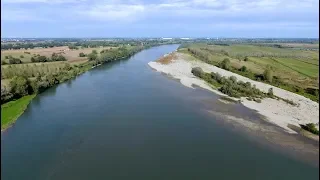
[148,52,319,134]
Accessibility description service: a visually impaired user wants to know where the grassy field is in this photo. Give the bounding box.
[180,43,319,89]
[1,46,116,63]
[1,95,36,130]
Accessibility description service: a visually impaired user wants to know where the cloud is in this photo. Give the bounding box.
[1,0,318,37]
[75,4,145,21]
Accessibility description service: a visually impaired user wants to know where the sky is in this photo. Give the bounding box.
[1,0,319,38]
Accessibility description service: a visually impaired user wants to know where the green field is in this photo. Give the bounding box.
[1,95,36,130]
[180,43,319,88]
[179,43,319,101]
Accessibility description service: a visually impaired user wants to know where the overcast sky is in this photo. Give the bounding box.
[1,0,319,38]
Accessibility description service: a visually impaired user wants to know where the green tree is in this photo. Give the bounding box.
[220,58,231,70]
[10,76,30,97]
[240,66,247,72]
[92,50,98,54]
[87,53,98,61]
[79,52,86,57]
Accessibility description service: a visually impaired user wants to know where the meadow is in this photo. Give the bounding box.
[179,43,319,101]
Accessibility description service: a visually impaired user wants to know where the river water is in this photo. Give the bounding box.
[1,45,319,179]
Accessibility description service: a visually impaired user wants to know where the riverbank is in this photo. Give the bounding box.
[148,52,319,134]
[1,95,36,131]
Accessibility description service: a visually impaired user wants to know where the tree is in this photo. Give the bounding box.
[20,55,24,58]
[263,69,273,82]
[220,58,231,70]
[244,56,249,61]
[191,67,204,77]
[31,57,37,62]
[79,52,86,57]
[10,76,30,97]
[92,50,98,54]
[87,53,98,61]
[38,56,48,62]
[240,66,247,72]
[9,57,22,64]
[229,76,237,83]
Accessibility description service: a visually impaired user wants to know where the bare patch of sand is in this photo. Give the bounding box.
[148,52,319,134]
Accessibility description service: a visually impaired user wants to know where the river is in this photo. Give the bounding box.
[1,45,319,179]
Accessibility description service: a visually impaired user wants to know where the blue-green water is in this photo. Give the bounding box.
[1,45,318,179]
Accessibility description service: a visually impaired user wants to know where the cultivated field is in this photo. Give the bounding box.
[180,43,319,89]
[1,46,116,63]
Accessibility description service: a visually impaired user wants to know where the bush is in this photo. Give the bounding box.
[229,76,237,83]
[79,52,86,57]
[20,55,24,58]
[8,57,22,64]
[300,123,319,135]
[87,53,98,61]
[244,56,249,61]
[5,56,9,59]
[263,68,273,83]
[191,67,204,77]
[268,88,274,97]
[239,66,247,72]
[219,58,231,70]
[254,98,262,103]
[92,50,98,54]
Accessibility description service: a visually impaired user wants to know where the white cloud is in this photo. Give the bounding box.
[1,0,85,3]
[75,4,145,21]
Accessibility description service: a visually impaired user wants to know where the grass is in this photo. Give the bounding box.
[1,94,36,130]
[179,43,319,100]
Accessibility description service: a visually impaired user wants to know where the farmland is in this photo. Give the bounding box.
[178,43,319,101]
[1,46,115,63]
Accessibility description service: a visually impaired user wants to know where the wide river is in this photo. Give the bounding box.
[1,45,319,179]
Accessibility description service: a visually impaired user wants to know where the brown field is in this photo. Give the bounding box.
[1,46,116,63]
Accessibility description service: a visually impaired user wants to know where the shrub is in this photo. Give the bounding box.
[8,57,22,64]
[254,98,262,103]
[87,53,98,61]
[244,56,249,61]
[79,52,86,57]
[5,56,9,59]
[20,55,24,58]
[300,123,319,135]
[263,68,273,83]
[239,66,247,72]
[92,50,98,54]
[191,67,204,77]
[229,76,237,83]
[268,88,274,97]
[219,58,231,70]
